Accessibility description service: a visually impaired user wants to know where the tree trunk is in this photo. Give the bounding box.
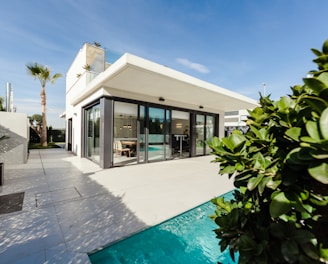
[41,86,47,147]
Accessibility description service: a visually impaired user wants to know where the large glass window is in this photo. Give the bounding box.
[148,107,166,161]
[206,115,215,154]
[195,114,205,155]
[86,104,100,163]
[113,102,138,166]
[138,105,146,163]
[194,114,216,155]
[171,110,190,158]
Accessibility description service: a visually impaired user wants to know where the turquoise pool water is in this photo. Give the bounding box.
[89,191,237,263]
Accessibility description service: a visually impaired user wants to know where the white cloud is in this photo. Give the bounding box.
[176,58,210,74]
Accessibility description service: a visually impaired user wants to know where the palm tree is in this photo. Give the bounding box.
[26,63,62,147]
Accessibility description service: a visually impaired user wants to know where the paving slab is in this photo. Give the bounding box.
[0,148,234,263]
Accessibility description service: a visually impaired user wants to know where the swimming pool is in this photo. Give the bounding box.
[89,191,237,263]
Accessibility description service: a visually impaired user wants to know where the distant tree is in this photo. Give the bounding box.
[0,97,4,111]
[30,114,42,126]
[26,63,62,147]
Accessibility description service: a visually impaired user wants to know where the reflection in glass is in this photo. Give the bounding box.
[113,102,138,166]
[206,115,215,154]
[138,105,146,163]
[86,104,100,163]
[171,110,190,158]
[196,114,205,155]
[148,107,165,161]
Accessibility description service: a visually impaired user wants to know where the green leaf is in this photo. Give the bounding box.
[235,162,245,171]
[319,88,328,101]
[276,96,295,113]
[238,234,257,252]
[247,174,264,191]
[309,193,328,206]
[282,240,299,263]
[222,134,245,152]
[285,127,301,141]
[323,39,328,54]
[306,121,321,141]
[266,178,281,190]
[308,163,328,184]
[317,72,328,87]
[310,150,328,159]
[220,165,236,174]
[311,48,322,57]
[258,176,271,195]
[302,96,328,113]
[291,230,315,244]
[319,108,328,139]
[301,243,320,260]
[303,77,326,94]
[319,245,328,261]
[270,191,291,217]
[314,55,328,68]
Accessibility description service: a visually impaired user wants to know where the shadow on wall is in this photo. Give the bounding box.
[0,125,28,164]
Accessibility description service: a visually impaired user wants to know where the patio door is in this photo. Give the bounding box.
[86,104,100,163]
[194,114,216,156]
[148,107,171,162]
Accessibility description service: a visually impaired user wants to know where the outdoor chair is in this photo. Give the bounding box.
[114,141,131,157]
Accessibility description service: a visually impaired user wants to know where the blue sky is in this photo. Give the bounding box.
[0,0,327,128]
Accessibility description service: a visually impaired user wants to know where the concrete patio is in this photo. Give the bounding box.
[0,148,234,263]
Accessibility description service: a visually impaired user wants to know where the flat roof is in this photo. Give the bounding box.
[71,53,258,111]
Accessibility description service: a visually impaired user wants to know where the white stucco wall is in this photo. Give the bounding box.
[0,112,29,139]
[0,112,29,164]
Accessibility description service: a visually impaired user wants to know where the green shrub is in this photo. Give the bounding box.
[208,40,328,263]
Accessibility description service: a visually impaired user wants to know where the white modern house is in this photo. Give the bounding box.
[65,43,258,168]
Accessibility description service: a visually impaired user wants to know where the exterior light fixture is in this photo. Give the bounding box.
[199,105,204,109]
[159,97,165,102]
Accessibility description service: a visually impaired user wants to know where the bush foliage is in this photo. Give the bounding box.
[208,40,328,263]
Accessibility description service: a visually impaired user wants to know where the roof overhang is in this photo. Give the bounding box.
[71,53,258,112]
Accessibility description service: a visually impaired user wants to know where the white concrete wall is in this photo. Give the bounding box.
[66,44,87,92]
[0,112,29,164]
[218,109,225,138]
[0,112,29,139]
[66,43,107,156]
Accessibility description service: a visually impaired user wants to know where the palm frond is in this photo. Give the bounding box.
[51,73,63,84]
[26,63,62,86]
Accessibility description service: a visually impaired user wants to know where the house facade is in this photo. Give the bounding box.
[65,43,258,168]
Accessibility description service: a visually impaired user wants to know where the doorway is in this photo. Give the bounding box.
[147,107,171,162]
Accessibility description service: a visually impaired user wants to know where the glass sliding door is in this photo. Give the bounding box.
[113,101,138,166]
[171,110,190,158]
[86,104,100,163]
[205,115,215,154]
[148,107,172,161]
[148,107,165,161]
[165,109,172,160]
[195,114,205,155]
[138,105,146,163]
